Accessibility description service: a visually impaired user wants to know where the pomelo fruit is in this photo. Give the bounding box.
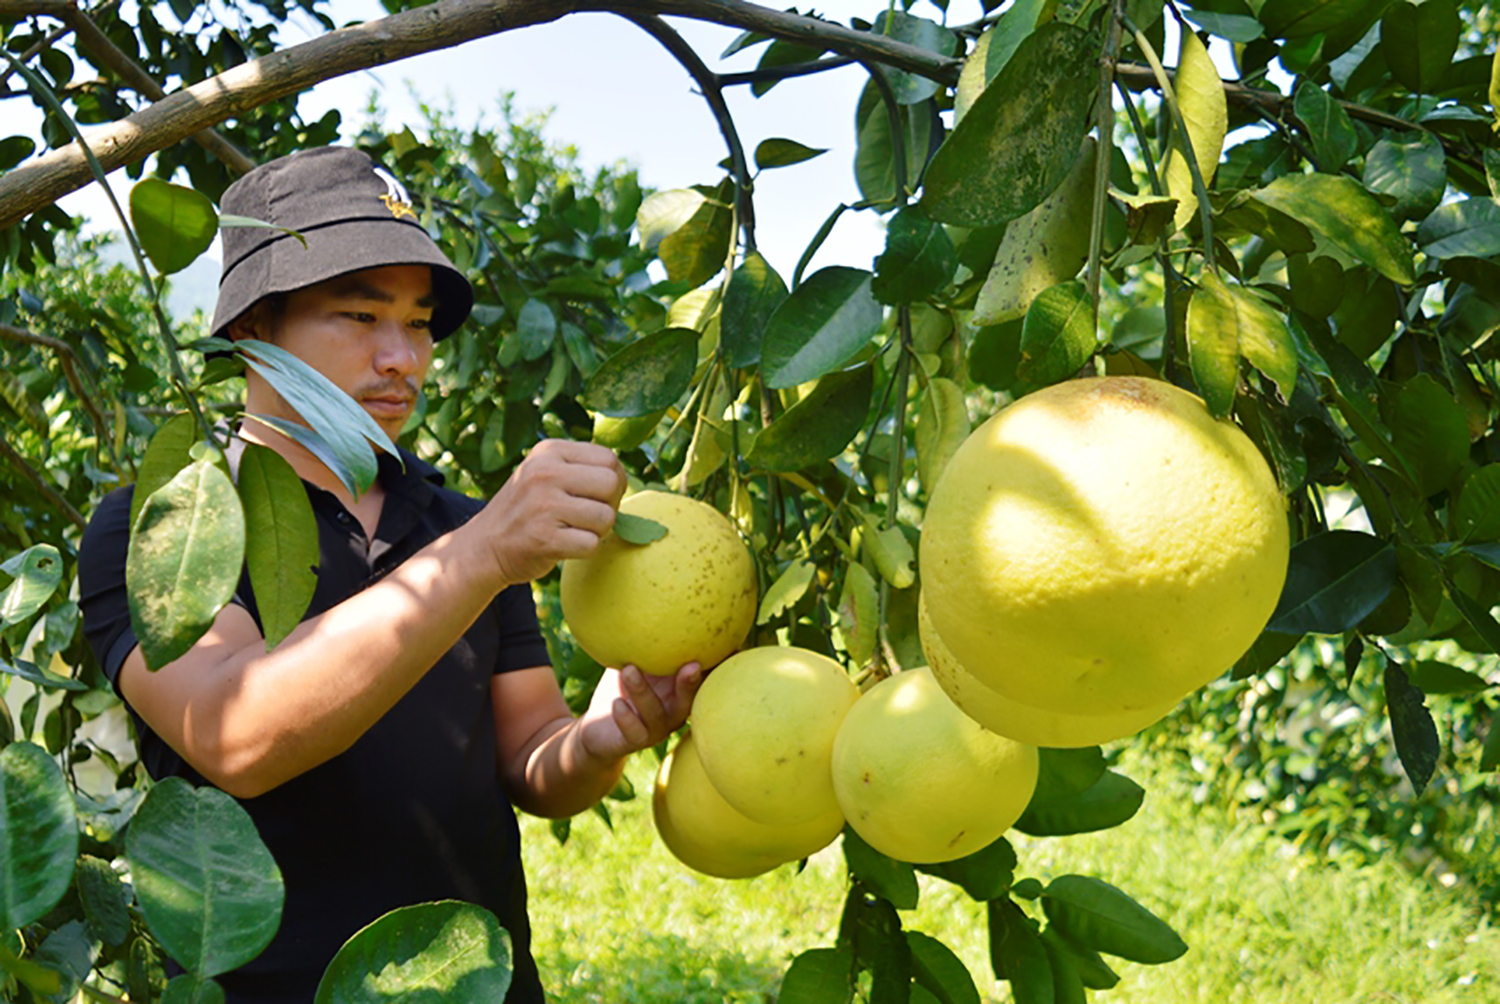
[916,592,1177,748]
[690,645,859,826]
[920,376,1288,716]
[652,730,844,879]
[831,667,1038,863]
[560,490,756,676]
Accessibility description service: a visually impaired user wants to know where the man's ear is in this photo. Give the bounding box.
[227,303,267,343]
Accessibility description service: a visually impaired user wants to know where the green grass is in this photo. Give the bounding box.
[520,751,1499,1003]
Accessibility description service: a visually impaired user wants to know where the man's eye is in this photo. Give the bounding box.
[344,312,376,323]
[410,317,432,331]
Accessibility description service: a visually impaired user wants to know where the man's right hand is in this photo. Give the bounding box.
[476,439,627,587]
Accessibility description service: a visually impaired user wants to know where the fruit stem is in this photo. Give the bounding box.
[1085,0,1125,311]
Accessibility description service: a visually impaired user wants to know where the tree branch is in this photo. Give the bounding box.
[0,322,116,469]
[719,54,857,87]
[0,430,87,530]
[622,12,756,253]
[0,0,961,228]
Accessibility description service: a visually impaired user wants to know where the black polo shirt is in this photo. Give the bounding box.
[78,447,550,1003]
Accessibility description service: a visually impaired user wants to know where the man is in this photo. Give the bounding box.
[78,146,702,1002]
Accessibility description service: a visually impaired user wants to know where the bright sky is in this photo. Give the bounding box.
[55,0,987,287]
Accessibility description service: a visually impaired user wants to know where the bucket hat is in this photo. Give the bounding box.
[209,146,473,341]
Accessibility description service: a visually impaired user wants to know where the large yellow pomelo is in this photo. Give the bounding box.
[690,646,859,826]
[920,376,1288,716]
[652,731,845,879]
[561,490,757,676]
[916,593,1177,748]
[831,667,1038,863]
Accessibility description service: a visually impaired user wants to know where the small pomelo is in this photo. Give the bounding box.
[561,490,756,676]
[831,667,1038,863]
[652,731,844,879]
[690,646,859,826]
[916,593,1177,748]
[920,376,1288,716]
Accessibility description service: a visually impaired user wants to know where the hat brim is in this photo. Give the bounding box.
[209,216,473,342]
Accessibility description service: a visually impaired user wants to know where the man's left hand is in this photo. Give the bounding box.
[577,663,703,763]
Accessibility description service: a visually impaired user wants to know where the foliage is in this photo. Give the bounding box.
[2,0,1500,1000]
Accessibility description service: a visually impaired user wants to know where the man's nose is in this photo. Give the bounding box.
[373,323,420,375]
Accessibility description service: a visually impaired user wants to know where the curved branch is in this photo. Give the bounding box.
[0,0,961,228]
[720,54,857,87]
[622,12,756,253]
[0,430,87,530]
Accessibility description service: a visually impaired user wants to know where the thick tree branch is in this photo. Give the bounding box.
[0,0,961,228]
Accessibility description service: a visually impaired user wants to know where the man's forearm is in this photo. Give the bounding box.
[512,717,629,819]
[144,520,511,798]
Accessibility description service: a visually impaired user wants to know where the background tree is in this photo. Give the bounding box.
[1,0,1498,1000]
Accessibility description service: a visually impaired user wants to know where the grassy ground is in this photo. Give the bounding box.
[520,750,1499,1004]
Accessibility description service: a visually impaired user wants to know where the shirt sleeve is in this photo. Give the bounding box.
[77,486,141,692]
[490,582,551,674]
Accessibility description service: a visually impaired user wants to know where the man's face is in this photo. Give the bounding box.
[240,264,437,441]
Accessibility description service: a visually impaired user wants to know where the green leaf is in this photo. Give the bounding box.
[917,377,971,491]
[988,899,1052,1003]
[873,11,957,106]
[1041,876,1187,964]
[843,828,920,909]
[1482,716,1500,772]
[32,919,91,1001]
[0,135,35,171]
[581,327,698,417]
[857,511,916,590]
[1249,174,1415,285]
[1163,28,1228,230]
[838,886,911,1004]
[761,267,883,389]
[1363,132,1447,222]
[637,189,707,251]
[1266,530,1398,635]
[1187,272,1298,417]
[1017,280,1096,387]
[1292,82,1358,173]
[754,138,827,170]
[779,946,855,1004]
[0,742,78,930]
[0,656,86,691]
[1405,660,1491,694]
[1261,0,1377,38]
[514,299,557,362]
[1044,935,1088,1004]
[250,416,362,498]
[161,975,226,1004]
[239,339,399,496]
[854,83,934,205]
[128,777,283,977]
[658,183,734,288]
[838,561,880,668]
[1416,198,1500,259]
[0,544,62,627]
[132,418,204,534]
[916,836,1017,902]
[968,318,1024,392]
[1287,255,1345,319]
[1381,0,1459,95]
[758,559,816,625]
[1453,465,1500,540]
[315,901,511,1003]
[908,931,980,1004]
[1029,746,1106,802]
[1384,660,1439,794]
[751,39,825,97]
[746,364,874,472]
[130,178,218,275]
[237,445,318,650]
[921,22,1097,228]
[954,1,1050,123]
[1040,927,1120,990]
[1180,9,1264,41]
[722,251,789,369]
[1386,374,1469,497]
[77,855,131,947]
[612,512,668,545]
[126,458,246,670]
[1015,770,1145,837]
[872,207,958,304]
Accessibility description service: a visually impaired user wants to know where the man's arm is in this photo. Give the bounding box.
[491,662,702,819]
[115,440,625,799]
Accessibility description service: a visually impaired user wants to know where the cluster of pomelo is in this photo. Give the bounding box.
[561,376,1291,875]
